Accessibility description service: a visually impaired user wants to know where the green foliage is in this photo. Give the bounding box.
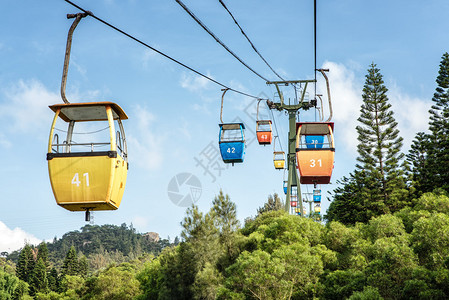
[224,211,335,299]
[0,258,15,275]
[47,268,59,293]
[320,270,366,299]
[411,212,449,269]
[58,274,84,298]
[327,171,390,224]
[5,190,449,299]
[135,256,161,300]
[0,269,22,299]
[77,255,88,278]
[80,263,141,300]
[348,286,383,300]
[192,262,223,300]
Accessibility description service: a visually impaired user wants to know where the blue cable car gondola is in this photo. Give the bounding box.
[218,88,246,165]
[313,189,322,202]
[219,123,246,164]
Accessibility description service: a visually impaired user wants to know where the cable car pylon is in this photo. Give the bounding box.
[267,79,316,216]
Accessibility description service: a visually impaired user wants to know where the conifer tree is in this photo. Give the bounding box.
[408,52,449,194]
[29,258,48,295]
[406,132,431,194]
[47,267,59,292]
[61,246,78,276]
[16,245,34,283]
[78,255,89,278]
[211,190,241,269]
[211,189,240,236]
[327,63,408,224]
[37,242,49,269]
[257,193,284,216]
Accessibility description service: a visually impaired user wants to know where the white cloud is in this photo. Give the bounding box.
[319,61,363,155]
[67,59,88,79]
[127,105,165,170]
[0,221,41,253]
[132,216,149,228]
[0,79,59,133]
[180,72,212,92]
[193,102,211,115]
[0,133,12,149]
[141,49,157,69]
[388,84,430,151]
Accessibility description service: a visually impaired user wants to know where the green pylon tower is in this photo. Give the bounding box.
[267,79,316,217]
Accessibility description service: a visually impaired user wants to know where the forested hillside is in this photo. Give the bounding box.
[6,223,173,268]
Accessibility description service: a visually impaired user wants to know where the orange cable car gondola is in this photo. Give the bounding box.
[256,120,273,145]
[256,99,273,145]
[296,122,335,185]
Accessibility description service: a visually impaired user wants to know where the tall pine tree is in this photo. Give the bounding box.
[408,52,449,194]
[16,245,34,283]
[29,258,48,295]
[327,63,408,224]
[257,193,284,216]
[61,246,79,277]
[37,242,49,269]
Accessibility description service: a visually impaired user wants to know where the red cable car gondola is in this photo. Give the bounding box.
[256,100,273,145]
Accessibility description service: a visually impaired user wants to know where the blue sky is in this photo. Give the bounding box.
[1,0,448,253]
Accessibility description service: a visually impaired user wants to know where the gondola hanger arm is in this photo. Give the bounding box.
[61,12,92,104]
[316,68,333,122]
[220,88,229,123]
[256,98,265,121]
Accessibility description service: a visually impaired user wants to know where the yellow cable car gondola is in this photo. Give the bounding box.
[296,122,335,185]
[48,13,129,221]
[273,136,285,169]
[273,152,285,169]
[47,102,128,219]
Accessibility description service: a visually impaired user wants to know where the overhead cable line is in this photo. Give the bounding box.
[314,0,317,99]
[63,0,265,100]
[218,0,285,81]
[175,0,270,83]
